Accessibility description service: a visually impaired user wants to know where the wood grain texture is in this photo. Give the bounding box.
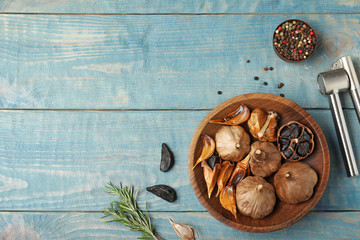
[0,0,359,13]
[0,110,357,211]
[0,211,358,239]
[188,93,330,232]
[0,14,360,109]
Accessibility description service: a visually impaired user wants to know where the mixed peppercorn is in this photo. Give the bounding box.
[273,20,317,62]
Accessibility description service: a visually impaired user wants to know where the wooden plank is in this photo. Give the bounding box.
[0,110,358,211]
[0,0,359,13]
[0,14,359,109]
[0,211,358,239]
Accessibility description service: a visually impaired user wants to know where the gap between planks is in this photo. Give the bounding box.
[0,108,354,112]
[0,12,360,16]
[0,210,359,213]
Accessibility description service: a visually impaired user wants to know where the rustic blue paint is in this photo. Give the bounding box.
[0,0,359,13]
[0,1,359,238]
[0,212,358,239]
[0,15,359,109]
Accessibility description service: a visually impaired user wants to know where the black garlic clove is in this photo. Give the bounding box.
[160,143,174,172]
[146,184,177,202]
[300,129,312,140]
[283,148,293,158]
[207,153,220,171]
[279,137,290,151]
[280,127,292,138]
[293,126,302,138]
[289,123,298,131]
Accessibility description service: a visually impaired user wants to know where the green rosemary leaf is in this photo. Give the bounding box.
[102,182,161,240]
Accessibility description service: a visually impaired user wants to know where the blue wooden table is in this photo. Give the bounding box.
[0,1,359,239]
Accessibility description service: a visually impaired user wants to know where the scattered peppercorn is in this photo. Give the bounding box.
[264,67,268,71]
[217,91,222,95]
[280,93,285,97]
[263,82,268,86]
[278,83,284,88]
[269,67,274,71]
[246,59,250,63]
[254,76,259,80]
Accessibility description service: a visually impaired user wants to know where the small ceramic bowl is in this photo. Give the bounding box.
[273,19,317,62]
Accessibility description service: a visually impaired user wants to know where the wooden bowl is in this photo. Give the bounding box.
[188,93,330,232]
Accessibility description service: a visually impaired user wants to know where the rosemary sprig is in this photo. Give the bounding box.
[102,182,162,240]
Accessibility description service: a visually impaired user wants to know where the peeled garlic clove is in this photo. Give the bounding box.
[193,135,215,169]
[210,104,250,125]
[146,185,177,202]
[228,154,250,187]
[216,161,234,197]
[219,185,237,218]
[219,155,252,218]
[169,218,199,240]
[160,143,174,172]
[202,158,221,198]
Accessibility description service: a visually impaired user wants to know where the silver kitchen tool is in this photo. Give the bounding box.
[317,56,359,177]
